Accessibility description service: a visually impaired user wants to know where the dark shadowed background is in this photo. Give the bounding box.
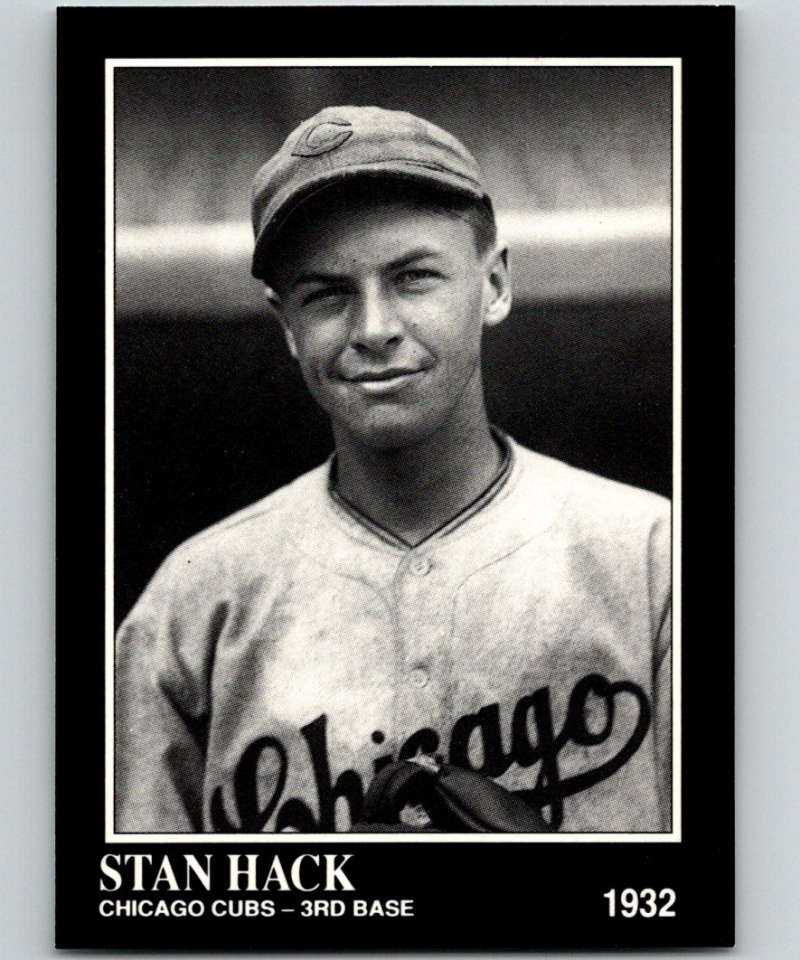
[114,65,673,625]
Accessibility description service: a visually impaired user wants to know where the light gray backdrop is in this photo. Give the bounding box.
[1,0,795,957]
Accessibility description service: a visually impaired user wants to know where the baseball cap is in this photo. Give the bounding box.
[250,105,491,281]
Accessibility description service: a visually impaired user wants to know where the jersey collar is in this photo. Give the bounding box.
[327,428,514,550]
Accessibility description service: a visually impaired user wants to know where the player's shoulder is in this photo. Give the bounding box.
[509,436,670,531]
[158,460,330,580]
[118,463,332,636]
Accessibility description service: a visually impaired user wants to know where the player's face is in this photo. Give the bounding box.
[271,198,510,450]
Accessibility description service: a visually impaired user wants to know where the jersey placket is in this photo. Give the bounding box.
[390,544,454,761]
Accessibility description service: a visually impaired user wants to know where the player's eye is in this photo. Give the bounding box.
[395,268,440,289]
[301,285,349,307]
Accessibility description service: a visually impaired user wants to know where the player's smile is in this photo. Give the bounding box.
[270,194,510,449]
[337,364,433,395]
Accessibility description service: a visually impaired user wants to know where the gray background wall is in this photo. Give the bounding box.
[115,66,671,224]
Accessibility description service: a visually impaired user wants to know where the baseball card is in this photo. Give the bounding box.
[56,4,734,950]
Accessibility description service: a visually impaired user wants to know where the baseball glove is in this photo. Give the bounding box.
[352,756,548,833]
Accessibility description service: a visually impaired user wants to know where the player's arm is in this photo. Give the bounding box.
[648,506,673,831]
[114,557,212,833]
[652,603,672,831]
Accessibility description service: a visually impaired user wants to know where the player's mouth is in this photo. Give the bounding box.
[339,366,430,395]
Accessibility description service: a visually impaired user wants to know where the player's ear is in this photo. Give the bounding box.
[264,286,298,360]
[280,322,299,361]
[482,244,512,328]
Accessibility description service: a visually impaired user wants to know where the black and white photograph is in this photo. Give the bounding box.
[56,5,734,950]
[112,61,676,840]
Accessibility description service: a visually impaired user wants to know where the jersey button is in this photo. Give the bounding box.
[409,556,431,576]
[409,667,429,688]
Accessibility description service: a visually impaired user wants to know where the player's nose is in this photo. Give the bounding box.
[348,284,404,353]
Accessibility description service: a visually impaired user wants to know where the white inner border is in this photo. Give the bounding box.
[105,57,682,844]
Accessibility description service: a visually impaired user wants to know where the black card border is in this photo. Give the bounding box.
[56,4,734,950]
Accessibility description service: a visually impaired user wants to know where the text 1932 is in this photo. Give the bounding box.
[603,888,676,918]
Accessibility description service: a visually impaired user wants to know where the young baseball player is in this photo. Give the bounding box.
[115,106,671,834]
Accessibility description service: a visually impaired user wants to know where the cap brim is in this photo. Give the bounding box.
[251,164,486,281]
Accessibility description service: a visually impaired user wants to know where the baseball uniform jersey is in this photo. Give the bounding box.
[115,431,671,834]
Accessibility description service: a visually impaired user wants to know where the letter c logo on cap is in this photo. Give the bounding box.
[292,120,353,157]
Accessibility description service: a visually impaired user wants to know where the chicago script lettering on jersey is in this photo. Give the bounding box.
[210,672,651,832]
